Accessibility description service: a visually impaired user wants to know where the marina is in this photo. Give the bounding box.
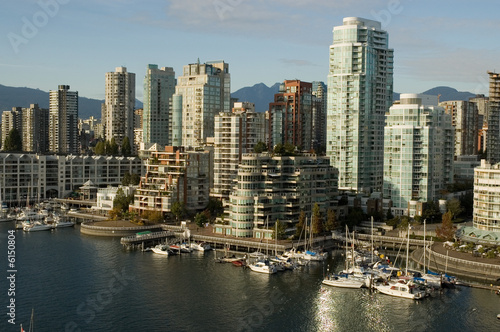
[1,221,499,332]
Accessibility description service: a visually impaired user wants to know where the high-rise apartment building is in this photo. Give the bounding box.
[130,146,210,216]
[384,94,454,215]
[49,85,79,154]
[440,100,478,157]
[473,159,500,233]
[103,67,135,149]
[487,71,500,163]
[174,60,230,147]
[312,81,327,152]
[268,80,313,151]
[142,65,176,146]
[1,107,22,150]
[1,105,49,153]
[326,17,394,193]
[22,104,50,153]
[214,152,338,238]
[212,102,266,201]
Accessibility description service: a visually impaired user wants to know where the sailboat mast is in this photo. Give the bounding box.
[406,223,410,275]
[371,216,374,264]
[266,216,269,256]
[345,225,348,271]
[274,219,277,256]
[423,218,426,273]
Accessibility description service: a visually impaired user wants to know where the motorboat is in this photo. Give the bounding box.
[322,273,366,289]
[16,210,45,221]
[151,245,170,256]
[248,260,277,274]
[52,219,75,228]
[302,250,328,261]
[180,243,193,253]
[376,280,426,300]
[23,221,53,232]
[191,242,211,251]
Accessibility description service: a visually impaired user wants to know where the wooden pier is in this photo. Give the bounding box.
[120,225,338,254]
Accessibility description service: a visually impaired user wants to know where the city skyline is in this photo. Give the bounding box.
[1,1,499,102]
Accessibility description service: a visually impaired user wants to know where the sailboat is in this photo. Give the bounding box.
[303,216,328,261]
[323,226,365,288]
[21,308,34,332]
[249,217,278,274]
[376,224,426,299]
[0,184,10,222]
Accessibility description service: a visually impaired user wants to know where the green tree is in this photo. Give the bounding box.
[273,143,285,155]
[436,211,455,241]
[386,208,394,221]
[446,198,464,220]
[105,140,111,155]
[283,142,296,156]
[397,215,411,231]
[312,203,323,235]
[121,136,132,157]
[206,198,224,220]
[325,208,337,232]
[3,128,22,151]
[194,212,208,228]
[171,201,186,223]
[144,210,163,223]
[109,137,119,155]
[345,207,366,228]
[274,219,287,240]
[109,207,122,220]
[295,210,306,238]
[113,188,133,213]
[130,173,141,185]
[253,141,267,153]
[459,192,473,217]
[422,201,442,223]
[95,141,105,155]
[122,172,131,186]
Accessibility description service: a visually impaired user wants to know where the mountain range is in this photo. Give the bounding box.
[0,83,478,119]
[0,84,143,119]
[232,83,478,112]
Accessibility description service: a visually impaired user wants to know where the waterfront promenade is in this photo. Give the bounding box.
[411,242,500,284]
[78,216,500,286]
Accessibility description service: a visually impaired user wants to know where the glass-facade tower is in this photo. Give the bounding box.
[326,17,393,192]
[142,64,176,146]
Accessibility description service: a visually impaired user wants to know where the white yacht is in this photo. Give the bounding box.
[302,250,328,261]
[52,218,75,228]
[23,221,53,232]
[151,245,170,256]
[376,280,426,300]
[248,260,277,274]
[16,210,45,221]
[322,274,366,289]
[191,242,211,251]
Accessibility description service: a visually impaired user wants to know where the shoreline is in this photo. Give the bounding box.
[77,215,500,289]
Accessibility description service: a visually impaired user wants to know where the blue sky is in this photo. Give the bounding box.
[1,0,499,101]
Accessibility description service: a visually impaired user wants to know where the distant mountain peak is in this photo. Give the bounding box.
[232,82,281,112]
[0,84,143,119]
[420,86,476,102]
